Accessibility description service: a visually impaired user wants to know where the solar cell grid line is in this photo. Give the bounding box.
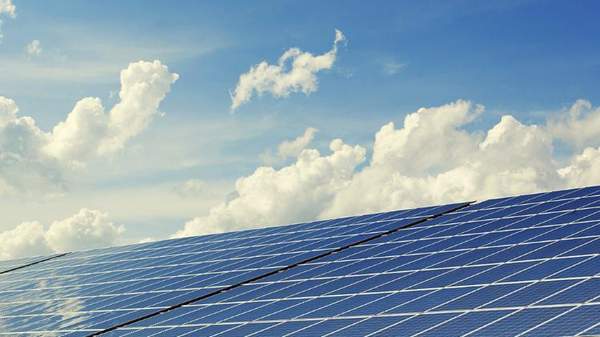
[409,260,600,334]
[3,240,592,332]
[516,304,600,337]
[386,194,600,330]
[0,202,469,336]
[462,280,600,336]
[304,206,600,290]
[103,186,597,336]
[344,257,594,332]
[579,319,600,336]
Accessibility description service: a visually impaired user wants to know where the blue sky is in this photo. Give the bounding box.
[1,0,600,258]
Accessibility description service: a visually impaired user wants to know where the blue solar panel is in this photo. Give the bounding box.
[2,185,600,336]
[100,186,600,337]
[0,203,462,336]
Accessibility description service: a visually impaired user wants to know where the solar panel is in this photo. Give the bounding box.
[0,202,464,336]
[1,185,600,336]
[99,185,600,337]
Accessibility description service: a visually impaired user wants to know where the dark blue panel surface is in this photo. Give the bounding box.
[104,186,600,337]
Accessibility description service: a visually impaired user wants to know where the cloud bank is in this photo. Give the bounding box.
[178,99,600,237]
[0,60,178,196]
[230,29,346,110]
[0,208,124,260]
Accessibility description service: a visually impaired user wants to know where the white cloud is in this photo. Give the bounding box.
[0,208,123,260]
[325,109,560,217]
[45,60,179,161]
[0,222,51,261]
[0,96,18,125]
[175,138,366,237]
[230,29,346,111]
[25,40,42,57]
[559,146,600,187]
[0,60,178,195]
[0,0,15,18]
[0,0,15,42]
[177,99,600,237]
[45,208,124,252]
[548,99,600,150]
[371,100,483,176]
[261,127,318,164]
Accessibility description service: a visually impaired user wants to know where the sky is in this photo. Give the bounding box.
[1,0,600,259]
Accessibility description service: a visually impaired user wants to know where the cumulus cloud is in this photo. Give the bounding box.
[371,100,483,175]
[0,96,18,125]
[45,60,179,161]
[230,29,346,111]
[0,60,178,196]
[261,127,318,164]
[325,107,560,217]
[559,147,600,187]
[547,99,600,150]
[0,208,123,260]
[0,222,51,261]
[177,99,600,237]
[45,208,124,252]
[175,139,366,237]
[25,39,42,57]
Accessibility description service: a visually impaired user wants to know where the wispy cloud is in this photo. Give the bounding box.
[0,23,222,83]
[381,60,406,76]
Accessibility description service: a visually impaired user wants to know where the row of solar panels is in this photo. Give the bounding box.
[1,186,600,336]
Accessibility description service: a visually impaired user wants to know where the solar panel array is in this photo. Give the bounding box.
[0,202,463,336]
[1,186,600,336]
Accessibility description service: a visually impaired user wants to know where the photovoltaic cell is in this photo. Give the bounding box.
[99,185,600,337]
[0,202,462,336]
